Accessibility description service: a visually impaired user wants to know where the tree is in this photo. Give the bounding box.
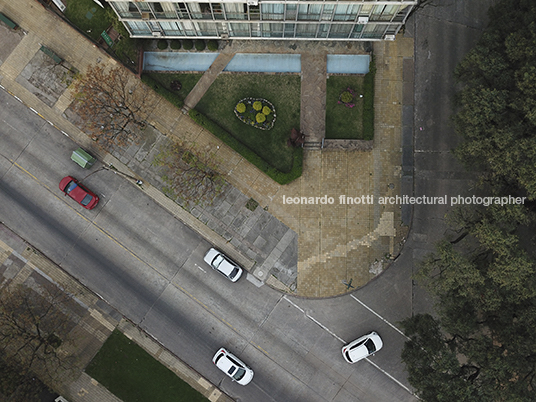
[0,283,77,398]
[72,64,156,149]
[401,204,536,401]
[152,141,225,207]
[453,0,536,199]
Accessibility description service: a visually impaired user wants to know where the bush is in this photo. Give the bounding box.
[362,58,376,140]
[236,103,246,113]
[182,39,193,50]
[188,109,302,185]
[207,39,219,51]
[253,101,262,111]
[141,74,183,108]
[194,39,206,51]
[340,91,353,103]
[157,39,168,50]
[170,40,181,50]
[262,106,271,115]
[256,113,266,123]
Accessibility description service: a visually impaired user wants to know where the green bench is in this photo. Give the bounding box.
[0,12,18,30]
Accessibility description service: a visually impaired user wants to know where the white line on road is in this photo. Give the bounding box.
[365,358,415,396]
[284,295,418,398]
[195,264,206,273]
[350,294,410,340]
[283,296,346,343]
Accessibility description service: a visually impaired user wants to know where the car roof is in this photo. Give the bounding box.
[345,332,382,362]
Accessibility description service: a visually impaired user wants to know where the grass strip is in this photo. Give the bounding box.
[86,330,208,402]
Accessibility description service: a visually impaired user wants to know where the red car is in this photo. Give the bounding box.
[59,176,99,210]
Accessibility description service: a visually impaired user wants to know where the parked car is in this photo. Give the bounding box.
[212,348,254,385]
[204,248,243,282]
[342,331,383,364]
[59,176,99,210]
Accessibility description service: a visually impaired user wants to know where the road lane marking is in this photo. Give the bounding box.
[365,358,415,396]
[195,264,206,273]
[350,294,410,340]
[283,295,346,343]
[284,295,418,398]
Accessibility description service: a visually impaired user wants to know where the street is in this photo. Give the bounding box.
[0,88,415,401]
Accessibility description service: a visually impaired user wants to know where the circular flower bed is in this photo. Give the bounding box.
[234,97,276,130]
[338,87,356,108]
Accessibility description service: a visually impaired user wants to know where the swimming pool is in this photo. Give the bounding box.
[143,52,220,71]
[143,52,370,74]
[327,55,370,74]
[223,54,301,73]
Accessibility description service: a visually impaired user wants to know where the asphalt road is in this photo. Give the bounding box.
[0,87,416,401]
[0,2,498,400]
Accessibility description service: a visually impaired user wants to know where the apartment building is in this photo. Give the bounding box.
[105,0,417,41]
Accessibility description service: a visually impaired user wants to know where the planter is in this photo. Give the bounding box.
[234,98,276,130]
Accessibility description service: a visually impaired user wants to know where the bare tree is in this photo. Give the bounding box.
[0,283,77,393]
[72,64,156,149]
[152,141,226,207]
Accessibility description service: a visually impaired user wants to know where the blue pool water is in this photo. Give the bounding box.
[327,55,370,74]
[143,52,220,71]
[223,54,301,73]
[143,52,370,74]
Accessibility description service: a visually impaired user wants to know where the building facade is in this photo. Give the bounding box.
[106,0,417,41]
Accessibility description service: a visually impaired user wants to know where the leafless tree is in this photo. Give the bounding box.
[0,283,77,393]
[72,64,156,149]
[152,141,226,207]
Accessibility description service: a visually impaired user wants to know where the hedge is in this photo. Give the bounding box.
[362,58,376,141]
[188,109,302,185]
[141,74,184,108]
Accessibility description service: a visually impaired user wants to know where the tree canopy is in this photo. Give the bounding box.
[72,65,156,149]
[454,0,536,199]
[401,204,536,401]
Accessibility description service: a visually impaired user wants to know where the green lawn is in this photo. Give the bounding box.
[145,73,203,103]
[195,74,301,173]
[325,76,365,139]
[85,330,208,402]
[64,0,110,42]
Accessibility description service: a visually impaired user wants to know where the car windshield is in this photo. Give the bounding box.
[213,255,224,269]
[81,194,93,206]
[233,367,246,381]
[65,181,78,193]
[229,267,239,279]
[365,338,376,354]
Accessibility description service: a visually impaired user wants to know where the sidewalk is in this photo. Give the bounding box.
[0,0,412,298]
[0,224,232,402]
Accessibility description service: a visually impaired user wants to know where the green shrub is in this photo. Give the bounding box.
[207,39,219,51]
[183,39,193,50]
[362,58,376,140]
[253,101,262,111]
[157,39,168,50]
[262,106,271,115]
[194,39,206,51]
[188,109,302,185]
[170,40,181,50]
[256,113,266,123]
[141,74,184,108]
[340,91,353,103]
[236,103,246,113]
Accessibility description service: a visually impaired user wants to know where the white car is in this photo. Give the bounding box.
[342,331,383,363]
[204,248,243,282]
[212,348,254,385]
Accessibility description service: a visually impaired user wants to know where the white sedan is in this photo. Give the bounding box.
[342,331,383,363]
[204,248,243,282]
[212,348,254,385]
